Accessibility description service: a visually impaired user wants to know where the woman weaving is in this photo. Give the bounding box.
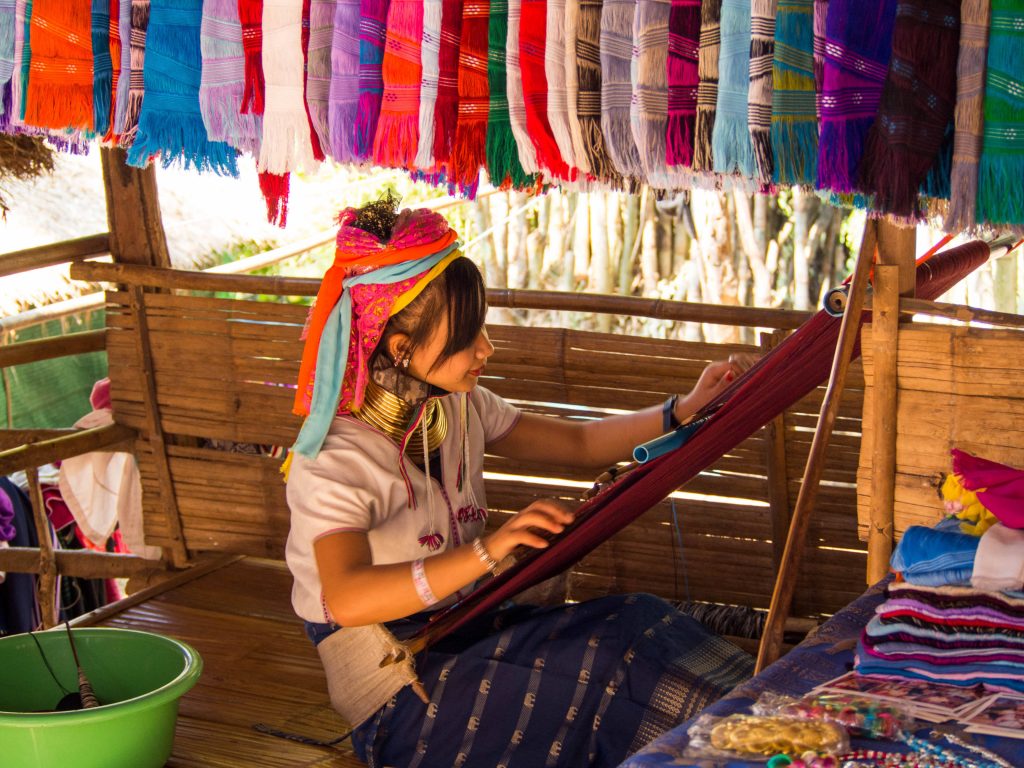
[284,196,754,768]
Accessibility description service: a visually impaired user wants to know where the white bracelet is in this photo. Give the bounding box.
[411,558,438,606]
[472,537,499,574]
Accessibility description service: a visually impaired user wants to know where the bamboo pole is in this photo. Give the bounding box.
[0,429,76,450]
[0,233,111,278]
[761,330,792,572]
[0,329,105,368]
[895,297,1024,330]
[755,219,878,673]
[0,423,135,476]
[26,468,58,629]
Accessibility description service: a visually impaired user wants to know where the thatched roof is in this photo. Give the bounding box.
[0,134,56,216]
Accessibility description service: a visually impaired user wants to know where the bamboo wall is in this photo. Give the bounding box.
[105,290,867,619]
[857,323,1024,540]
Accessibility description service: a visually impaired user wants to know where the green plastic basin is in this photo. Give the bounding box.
[0,627,202,768]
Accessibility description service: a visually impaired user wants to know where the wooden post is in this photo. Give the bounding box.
[27,468,58,628]
[100,146,170,267]
[761,330,791,572]
[755,220,878,673]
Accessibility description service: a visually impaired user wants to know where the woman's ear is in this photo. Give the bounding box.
[387,332,410,365]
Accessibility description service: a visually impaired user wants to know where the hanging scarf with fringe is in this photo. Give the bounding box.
[91,0,112,135]
[126,0,238,173]
[945,1,990,233]
[413,0,441,170]
[113,0,130,134]
[545,0,577,175]
[239,0,265,115]
[505,0,539,174]
[486,0,531,187]
[812,0,826,113]
[306,0,334,155]
[0,0,14,110]
[521,0,570,179]
[431,0,461,172]
[600,0,643,180]
[104,0,121,139]
[373,0,422,167]
[23,0,94,131]
[712,0,755,177]
[120,0,149,147]
[857,0,960,220]
[301,0,326,161]
[816,0,897,193]
[564,0,589,176]
[631,0,676,188]
[450,0,490,191]
[692,0,721,172]
[666,0,700,167]
[328,0,359,162]
[354,0,389,159]
[576,0,618,182]
[10,0,29,127]
[771,0,816,185]
[977,0,1024,228]
[748,0,776,184]
[200,0,262,153]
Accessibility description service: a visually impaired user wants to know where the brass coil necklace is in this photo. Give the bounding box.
[354,377,448,459]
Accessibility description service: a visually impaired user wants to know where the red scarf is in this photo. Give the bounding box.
[432,0,464,171]
[238,0,266,115]
[519,0,569,178]
[449,0,490,189]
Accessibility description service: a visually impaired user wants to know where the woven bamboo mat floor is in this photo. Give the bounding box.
[79,556,364,768]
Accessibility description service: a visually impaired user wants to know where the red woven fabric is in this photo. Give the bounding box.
[518,0,569,178]
[238,0,266,115]
[432,0,465,171]
[449,0,491,189]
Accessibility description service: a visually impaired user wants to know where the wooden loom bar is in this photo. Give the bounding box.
[0,423,135,476]
[0,329,106,368]
[130,286,190,567]
[0,232,111,278]
[0,548,166,579]
[26,468,58,629]
[755,219,878,673]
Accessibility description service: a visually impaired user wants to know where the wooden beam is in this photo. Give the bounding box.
[0,233,110,278]
[756,219,878,673]
[0,329,105,368]
[761,330,792,572]
[0,429,76,449]
[100,146,170,267]
[27,468,58,628]
[875,219,916,296]
[0,548,167,579]
[0,423,136,476]
[897,297,1024,330]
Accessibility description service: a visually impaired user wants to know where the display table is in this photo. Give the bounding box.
[621,581,1023,767]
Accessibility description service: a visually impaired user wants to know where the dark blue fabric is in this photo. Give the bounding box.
[0,478,40,635]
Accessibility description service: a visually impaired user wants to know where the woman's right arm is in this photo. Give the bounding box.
[315,499,574,626]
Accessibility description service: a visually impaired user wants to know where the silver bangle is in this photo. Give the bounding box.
[471,537,498,573]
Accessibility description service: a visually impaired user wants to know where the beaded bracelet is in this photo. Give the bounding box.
[411,558,438,606]
[471,537,499,573]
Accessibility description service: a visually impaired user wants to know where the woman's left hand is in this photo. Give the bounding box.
[674,353,758,421]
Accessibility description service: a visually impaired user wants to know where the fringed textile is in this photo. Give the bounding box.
[946,1,990,233]
[544,0,577,174]
[0,0,14,110]
[631,0,676,188]
[816,0,897,193]
[126,0,238,173]
[355,0,389,159]
[91,0,112,136]
[748,0,776,184]
[711,0,755,177]
[564,0,589,175]
[114,0,131,134]
[431,0,461,170]
[505,0,538,174]
[374,0,422,167]
[692,0,721,172]
[665,0,699,168]
[239,0,265,115]
[105,0,122,139]
[120,0,149,147]
[858,0,960,220]
[600,0,643,180]
[306,0,334,154]
[24,0,94,131]
[812,0,826,113]
[10,0,28,127]
[771,0,816,185]
[977,0,1024,228]
[576,0,618,181]
[521,0,569,179]
[328,0,359,163]
[301,0,326,162]
[413,0,441,170]
[486,0,530,187]
[450,0,490,191]
[200,0,262,152]
[259,0,320,174]
[259,165,289,225]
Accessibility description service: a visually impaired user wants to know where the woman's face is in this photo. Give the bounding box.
[405,317,495,393]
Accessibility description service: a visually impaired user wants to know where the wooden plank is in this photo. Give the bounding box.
[0,423,135,476]
[0,548,166,579]
[0,329,106,367]
[0,232,110,278]
[27,468,57,628]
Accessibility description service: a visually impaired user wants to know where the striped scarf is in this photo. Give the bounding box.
[545,0,577,174]
[306,0,334,155]
[858,0,960,219]
[665,0,700,167]
[374,0,422,167]
[771,0,816,185]
[712,0,755,177]
[200,0,261,152]
[692,0,721,172]
[450,0,490,190]
[816,0,897,193]
[486,0,531,187]
[505,0,538,173]
[105,0,121,139]
[521,0,569,179]
[328,0,360,163]
[301,0,325,161]
[91,0,112,135]
[0,0,15,110]
[748,0,776,184]
[565,0,589,175]
[239,0,265,115]
[127,0,237,173]
[600,0,643,180]
[24,0,94,131]
[946,1,991,232]
[431,0,461,170]
[977,0,1024,228]
[413,0,441,170]
[576,0,618,182]
[812,0,826,113]
[114,0,131,134]
[354,0,390,159]
[631,0,675,187]
[10,0,28,127]
[119,0,149,147]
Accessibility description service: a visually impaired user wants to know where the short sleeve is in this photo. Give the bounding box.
[471,385,521,446]
[286,449,377,541]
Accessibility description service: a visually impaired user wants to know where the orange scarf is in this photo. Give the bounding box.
[24,0,95,131]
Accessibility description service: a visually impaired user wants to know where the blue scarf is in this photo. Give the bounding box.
[712,0,756,177]
[91,0,112,135]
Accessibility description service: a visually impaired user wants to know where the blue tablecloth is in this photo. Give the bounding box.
[621,581,1024,767]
